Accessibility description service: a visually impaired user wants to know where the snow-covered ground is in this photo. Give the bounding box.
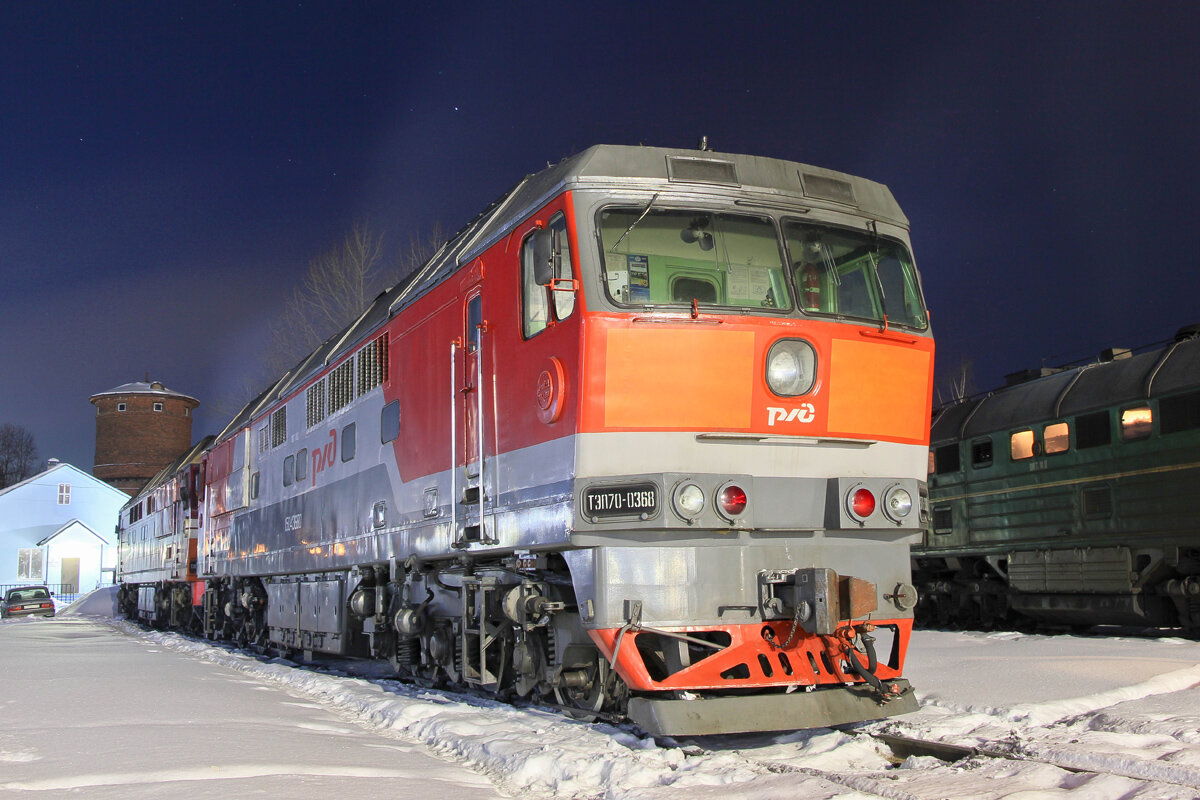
[2,588,1197,799]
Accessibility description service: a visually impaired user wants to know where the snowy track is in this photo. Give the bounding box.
[77,617,1200,800]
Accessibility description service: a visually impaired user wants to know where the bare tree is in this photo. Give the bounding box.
[0,423,39,489]
[936,358,976,406]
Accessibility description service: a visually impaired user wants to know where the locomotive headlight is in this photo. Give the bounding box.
[716,482,748,521]
[847,486,876,520]
[672,482,706,520]
[766,339,816,397]
[883,486,913,522]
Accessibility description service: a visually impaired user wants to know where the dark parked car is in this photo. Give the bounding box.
[1,586,56,619]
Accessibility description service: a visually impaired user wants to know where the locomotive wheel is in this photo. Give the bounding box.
[557,655,625,720]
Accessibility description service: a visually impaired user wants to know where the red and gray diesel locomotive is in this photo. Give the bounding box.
[117,144,935,735]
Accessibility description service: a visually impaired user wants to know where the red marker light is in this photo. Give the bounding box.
[719,485,748,516]
[851,488,876,518]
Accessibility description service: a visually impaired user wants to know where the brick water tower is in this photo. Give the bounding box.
[89,379,199,495]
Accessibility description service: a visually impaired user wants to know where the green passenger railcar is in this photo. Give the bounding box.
[914,326,1200,632]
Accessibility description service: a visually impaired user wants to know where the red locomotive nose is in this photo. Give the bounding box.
[719,484,748,516]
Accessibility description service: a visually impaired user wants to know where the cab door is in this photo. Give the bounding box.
[453,283,493,545]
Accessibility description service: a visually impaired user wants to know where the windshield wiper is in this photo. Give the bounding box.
[608,193,660,253]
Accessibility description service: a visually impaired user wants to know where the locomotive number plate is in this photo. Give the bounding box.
[583,483,659,519]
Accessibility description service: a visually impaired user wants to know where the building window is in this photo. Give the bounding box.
[117,403,127,412]
[271,407,287,448]
[153,402,164,412]
[57,483,71,505]
[17,548,44,581]
[306,379,326,428]
[1120,406,1153,441]
[1043,422,1070,454]
[1010,429,1037,460]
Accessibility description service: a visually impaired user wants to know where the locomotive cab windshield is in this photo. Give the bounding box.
[597,205,928,329]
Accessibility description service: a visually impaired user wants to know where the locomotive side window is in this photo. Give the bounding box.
[1075,411,1111,449]
[1160,390,1200,434]
[971,438,993,468]
[1010,429,1038,460]
[342,422,357,462]
[466,295,482,353]
[1120,406,1153,441]
[522,213,574,338]
[381,400,401,443]
[283,455,295,487]
[295,448,308,481]
[1043,422,1070,454]
[933,443,960,474]
[932,506,953,534]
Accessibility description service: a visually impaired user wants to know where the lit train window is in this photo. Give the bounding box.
[971,438,993,468]
[1120,406,1153,440]
[1043,422,1070,454]
[1010,430,1038,460]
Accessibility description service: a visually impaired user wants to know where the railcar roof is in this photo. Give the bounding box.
[932,331,1200,444]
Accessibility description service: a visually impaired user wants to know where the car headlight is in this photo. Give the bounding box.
[766,339,816,397]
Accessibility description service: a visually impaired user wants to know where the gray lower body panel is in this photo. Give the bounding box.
[627,680,918,736]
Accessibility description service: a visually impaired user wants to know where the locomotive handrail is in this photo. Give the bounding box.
[450,340,458,543]
[476,322,486,543]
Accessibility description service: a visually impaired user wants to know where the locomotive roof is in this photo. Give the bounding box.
[217,145,908,442]
[931,329,1200,444]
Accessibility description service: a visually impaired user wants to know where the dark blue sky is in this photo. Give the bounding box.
[3,1,1199,470]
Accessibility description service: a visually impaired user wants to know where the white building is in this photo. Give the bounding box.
[0,462,126,597]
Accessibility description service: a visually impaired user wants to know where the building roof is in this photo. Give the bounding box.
[89,380,198,405]
[0,462,124,501]
[36,519,110,546]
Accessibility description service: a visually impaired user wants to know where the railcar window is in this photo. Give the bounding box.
[1160,390,1200,434]
[1120,406,1153,440]
[783,221,927,329]
[971,438,993,468]
[250,471,260,501]
[283,456,295,487]
[934,443,960,474]
[306,379,326,428]
[342,422,356,462]
[932,506,953,534]
[551,215,575,321]
[466,296,482,353]
[1044,422,1070,454]
[295,449,308,481]
[1075,411,1111,449]
[381,400,400,443]
[599,208,790,311]
[1081,486,1113,518]
[1010,430,1038,460]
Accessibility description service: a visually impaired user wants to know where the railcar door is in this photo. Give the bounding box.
[453,284,494,545]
